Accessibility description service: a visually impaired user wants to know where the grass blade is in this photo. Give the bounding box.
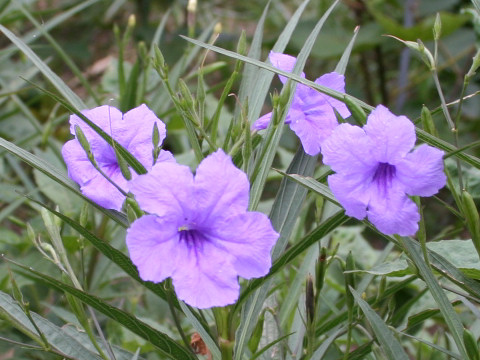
[0,291,102,360]
[7,259,196,360]
[349,287,409,360]
[28,198,175,307]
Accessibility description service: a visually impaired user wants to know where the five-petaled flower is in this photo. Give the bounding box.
[62,104,173,211]
[253,51,351,156]
[126,149,279,308]
[321,105,446,236]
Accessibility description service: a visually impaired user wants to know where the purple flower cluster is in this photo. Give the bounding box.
[62,52,447,307]
[253,53,446,236]
[62,104,278,308]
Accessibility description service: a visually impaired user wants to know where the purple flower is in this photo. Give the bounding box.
[62,104,173,211]
[321,105,446,236]
[253,51,351,156]
[126,150,279,308]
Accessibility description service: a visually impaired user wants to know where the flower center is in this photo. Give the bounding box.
[178,225,209,248]
[373,162,396,192]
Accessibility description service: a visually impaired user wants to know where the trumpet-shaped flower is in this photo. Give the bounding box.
[62,104,173,211]
[126,150,279,308]
[253,51,351,156]
[321,105,446,236]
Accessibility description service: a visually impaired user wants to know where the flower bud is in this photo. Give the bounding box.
[344,96,366,125]
[421,105,437,136]
[433,13,441,40]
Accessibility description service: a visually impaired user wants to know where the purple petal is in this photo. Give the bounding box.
[155,149,176,164]
[119,104,167,170]
[126,215,182,282]
[129,162,194,218]
[314,72,351,118]
[268,51,305,83]
[252,112,272,130]
[172,241,240,308]
[194,150,249,221]
[289,109,338,156]
[80,169,127,210]
[208,212,278,278]
[395,144,446,197]
[364,105,416,163]
[62,139,98,185]
[367,184,420,236]
[69,105,122,137]
[328,173,373,219]
[321,123,377,175]
[62,139,126,210]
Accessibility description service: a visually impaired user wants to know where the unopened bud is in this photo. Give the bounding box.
[421,105,437,136]
[187,0,197,13]
[305,275,315,324]
[214,22,222,35]
[128,14,136,28]
[433,13,441,40]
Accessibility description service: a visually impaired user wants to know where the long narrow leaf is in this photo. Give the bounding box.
[400,236,468,358]
[350,287,409,360]
[0,291,102,360]
[7,259,196,360]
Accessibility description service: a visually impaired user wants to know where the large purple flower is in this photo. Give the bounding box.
[126,150,279,308]
[62,104,173,211]
[253,51,351,156]
[321,105,446,236]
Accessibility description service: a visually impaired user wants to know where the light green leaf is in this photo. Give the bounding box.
[427,239,480,279]
[348,259,410,277]
[9,261,195,360]
[400,236,468,358]
[349,287,409,360]
[29,199,176,308]
[0,290,102,360]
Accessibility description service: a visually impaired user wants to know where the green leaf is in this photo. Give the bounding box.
[8,260,195,360]
[348,259,411,277]
[0,290,103,360]
[0,137,128,227]
[349,287,410,360]
[310,327,344,360]
[399,236,468,358]
[334,25,360,75]
[179,301,221,360]
[427,240,480,279]
[28,198,176,309]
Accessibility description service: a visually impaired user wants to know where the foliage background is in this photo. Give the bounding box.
[1,0,480,359]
